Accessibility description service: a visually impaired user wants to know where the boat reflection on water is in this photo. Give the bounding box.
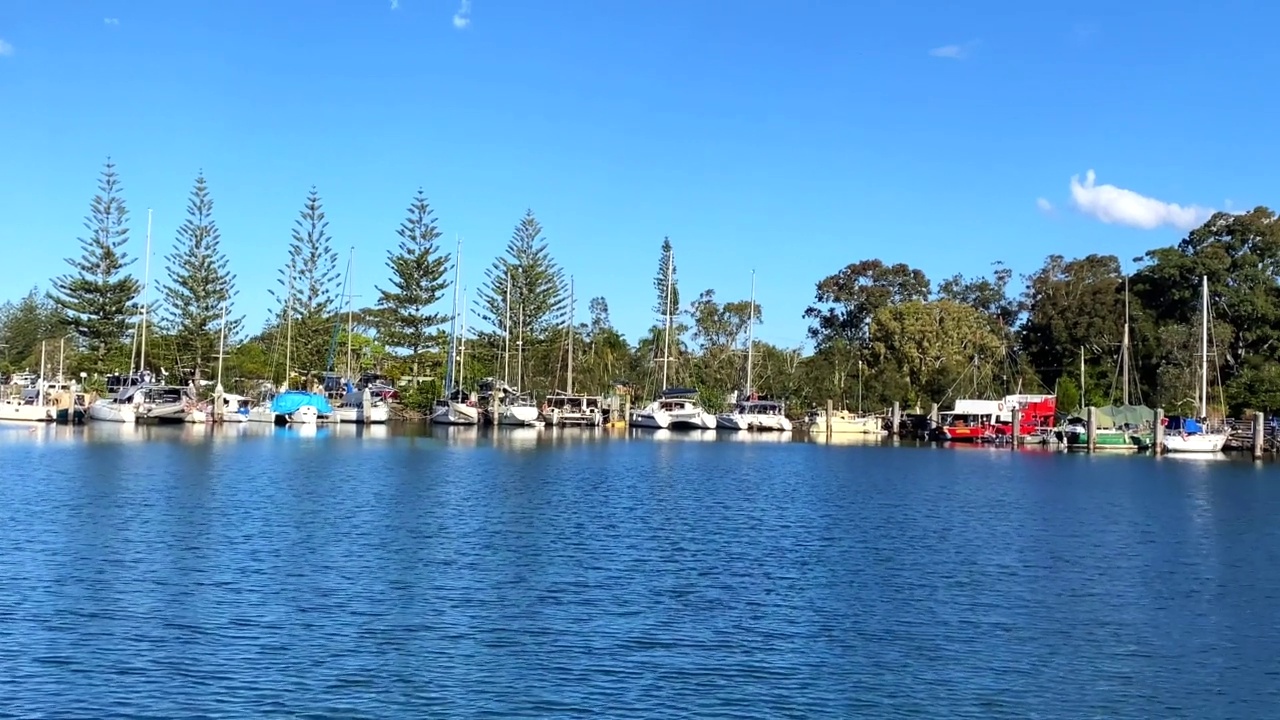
[491,426,542,450]
[327,422,389,441]
[716,429,794,443]
[797,431,892,446]
[637,428,719,443]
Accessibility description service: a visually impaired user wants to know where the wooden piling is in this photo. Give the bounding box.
[1011,407,1020,449]
[1254,410,1265,460]
[825,399,833,442]
[929,403,939,425]
[362,387,373,425]
[890,401,900,438]
[1086,406,1097,453]
[1154,408,1165,455]
[213,386,223,424]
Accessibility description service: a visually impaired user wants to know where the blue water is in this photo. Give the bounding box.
[1,423,1278,717]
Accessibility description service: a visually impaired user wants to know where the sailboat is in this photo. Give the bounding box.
[209,300,246,423]
[488,270,544,427]
[803,359,886,435]
[331,249,389,424]
[431,238,479,426]
[717,271,792,431]
[541,277,601,427]
[1163,276,1228,454]
[0,341,57,422]
[631,247,716,430]
[88,208,156,424]
[246,262,333,425]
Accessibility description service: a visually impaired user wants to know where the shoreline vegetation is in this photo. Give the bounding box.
[4,158,1280,420]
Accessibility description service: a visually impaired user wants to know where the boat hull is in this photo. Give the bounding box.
[0,404,56,422]
[1163,432,1227,453]
[808,415,886,435]
[335,404,390,424]
[431,402,479,426]
[717,413,793,431]
[630,410,671,429]
[497,404,543,427]
[1064,429,1152,451]
[668,411,716,430]
[88,401,136,423]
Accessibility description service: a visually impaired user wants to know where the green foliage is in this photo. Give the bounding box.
[0,288,65,372]
[50,158,141,370]
[804,259,930,351]
[475,209,568,343]
[870,299,1005,406]
[159,172,239,380]
[270,187,340,384]
[1018,254,1124,387]
[1056,376,1081,413]
[374,189,452,364]
[653,236,680,320]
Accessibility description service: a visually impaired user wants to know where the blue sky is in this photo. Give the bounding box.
[2,1,1278,350]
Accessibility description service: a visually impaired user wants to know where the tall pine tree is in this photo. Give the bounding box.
[475,209,568,341]
[50,158,141,370]
[269,187,340,383]
[653,236,680,320]
[159,172,240,380]
[374,189,452,375]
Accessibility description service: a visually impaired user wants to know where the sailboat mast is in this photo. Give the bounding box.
[1122,275,1131,406]
[284,270,295,391]
[443,237,461,395]
[38,341,46,406]
[517,304,524,393]
[661,249,674,390]
[345,248,355,381]
[1079,346,1085,406]
[1200,275,1209,418]
[216,300,227,388]
[139,208,153,375]
[459,286,467,392]
[567,277,574,396]
[503,270,511,385]
[746,270,755,397]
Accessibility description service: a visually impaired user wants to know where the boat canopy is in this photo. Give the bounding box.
[1071,404,1154,429]
[271,391,333,415]
[660,387,698,398]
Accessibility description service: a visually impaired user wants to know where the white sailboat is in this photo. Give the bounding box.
[804,359,886,435]
[631,247,715,430]
[1163,276,1228,454]
[210,300,245,422]
[493,270,543,427]
[89,209,158,424]
[0,342,57,422]
[246,263,332,425]
[333,249,389,424]
[716,271,792,432]
[432,238,479,426]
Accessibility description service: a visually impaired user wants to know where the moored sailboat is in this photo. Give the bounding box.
[432,238,479,426]
[1163,276,1227,454]
[716,271,793,432]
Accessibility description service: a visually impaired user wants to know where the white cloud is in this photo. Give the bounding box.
[452,0,471,28]
[1069,169,1212,231]
[104,17,120,26]
[389,0,399,9]
[0,39,13,56]
[929,41,978,60]
[1036,197,1054,213]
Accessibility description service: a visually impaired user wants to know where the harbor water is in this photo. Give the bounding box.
[1,423,1277,717]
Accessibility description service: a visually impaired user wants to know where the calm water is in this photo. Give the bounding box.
[1,423,1278,718]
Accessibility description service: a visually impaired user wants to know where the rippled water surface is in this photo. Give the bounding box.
[2,423,1278,718]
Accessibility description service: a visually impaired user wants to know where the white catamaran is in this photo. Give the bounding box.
[631,248,715,430]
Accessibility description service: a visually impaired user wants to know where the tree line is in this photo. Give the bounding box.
[4,158,1280,417]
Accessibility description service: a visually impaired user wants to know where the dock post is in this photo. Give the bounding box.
[1086,406,1097,453]
[1011,407,1020,449]
[362,387,373,425]
[213,386,223,424]
[825,399,833,442]
[1154,408,1165,455]
[891,401,900,438]
[1254,411,1265,460]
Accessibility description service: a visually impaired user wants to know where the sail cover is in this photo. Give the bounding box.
[270,391,333,415]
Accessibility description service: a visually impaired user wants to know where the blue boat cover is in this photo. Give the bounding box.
[270,391,333,415]
[1183,417,1202,433]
